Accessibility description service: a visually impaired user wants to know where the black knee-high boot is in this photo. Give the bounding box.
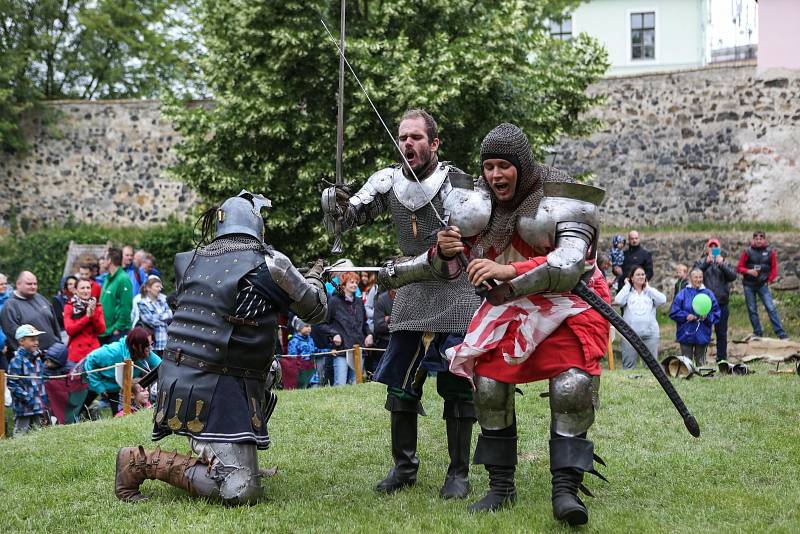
[374,397,423,494]
[440,400,476,499]
[549,433,606,526]
[468,423,517,512]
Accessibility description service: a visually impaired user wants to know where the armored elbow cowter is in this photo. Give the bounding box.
[265,252,327,324]
[486,182,604,305]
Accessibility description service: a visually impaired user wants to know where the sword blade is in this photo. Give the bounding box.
[324,266,382,273]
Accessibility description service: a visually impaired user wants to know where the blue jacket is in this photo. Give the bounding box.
[669,286,720,345]
[83,336,161,395]
[8,348,48,416]
[0,288,10,351]
[287,334,319,360]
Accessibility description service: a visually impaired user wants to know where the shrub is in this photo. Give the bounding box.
[0,218,195,297]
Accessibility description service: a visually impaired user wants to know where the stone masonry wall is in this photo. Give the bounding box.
[1,63,798,233]
[0,99,199,232]
[555,62,800,227]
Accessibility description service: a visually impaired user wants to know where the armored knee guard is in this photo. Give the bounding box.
[549,368,596,437]
[473,375,515,431]
[187,441,263,505]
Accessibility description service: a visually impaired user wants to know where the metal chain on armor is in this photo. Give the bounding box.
[476,123,572,255]
[198,235,271,257]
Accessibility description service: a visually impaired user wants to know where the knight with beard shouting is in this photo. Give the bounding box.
[435,123,610,525]
[321,109,482,499]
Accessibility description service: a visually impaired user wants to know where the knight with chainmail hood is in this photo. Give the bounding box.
[434,124,610,525]
[321,109,483,500]
[114,191,327,505]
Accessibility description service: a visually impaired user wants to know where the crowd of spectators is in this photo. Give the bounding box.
[1,245,167,436]
[602,230,789,371]
[2,230,789,435]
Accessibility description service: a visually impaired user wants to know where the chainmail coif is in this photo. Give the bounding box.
[475,123,572,255]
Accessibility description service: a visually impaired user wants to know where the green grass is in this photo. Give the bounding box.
[1,364,799,533]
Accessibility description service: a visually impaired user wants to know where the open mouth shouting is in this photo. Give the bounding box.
[482,158,518,201]
[404,148,418,169]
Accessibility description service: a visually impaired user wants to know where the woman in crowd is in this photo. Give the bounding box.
[359,271,378,333]
[135,275,172,356]
[51,276,77,336]
[614,265,667,369]
[81,327,161,414]
[320,272,373,385]
[64,279,106,368]
[669,268,721,367]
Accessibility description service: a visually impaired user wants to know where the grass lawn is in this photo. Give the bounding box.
[1,360,799,533]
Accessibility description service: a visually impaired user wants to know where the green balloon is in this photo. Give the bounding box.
[692,293,712,316]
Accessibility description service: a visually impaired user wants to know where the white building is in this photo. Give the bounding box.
[551,0,711,76]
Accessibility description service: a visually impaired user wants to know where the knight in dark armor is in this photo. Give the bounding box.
[434,124,610,525]
[114,191,327,505]
[321,109,484,499]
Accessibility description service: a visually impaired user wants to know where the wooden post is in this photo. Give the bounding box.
[607,335,615,370]
[0,370,6,439]
[122,360,133,415]
[353,344,363,384]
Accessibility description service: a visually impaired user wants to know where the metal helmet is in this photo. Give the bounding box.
[215,190,272,241]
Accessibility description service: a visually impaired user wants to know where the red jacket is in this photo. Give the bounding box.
[64,302,106,363]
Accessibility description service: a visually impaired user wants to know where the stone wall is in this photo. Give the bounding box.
[0,99,199,232]
[612,231,800,296]
[1,63,798,233]
[555,62,800,227]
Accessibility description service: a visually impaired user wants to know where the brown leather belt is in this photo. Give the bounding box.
[163,349,268,381]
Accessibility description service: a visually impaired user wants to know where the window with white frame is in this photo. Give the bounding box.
[630,12,655,59]
[549,15,572,41]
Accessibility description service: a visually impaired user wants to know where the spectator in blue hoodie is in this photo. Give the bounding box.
[669,268,721,367]
[287,319,319,389]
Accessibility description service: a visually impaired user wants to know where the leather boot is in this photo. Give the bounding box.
[374,397,422,494]
[440,400,475,499]
[468,432,517,512]
[115,446,202,502]
[550,436,601,526]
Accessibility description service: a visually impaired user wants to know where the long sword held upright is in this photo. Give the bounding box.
[330,0,346,254]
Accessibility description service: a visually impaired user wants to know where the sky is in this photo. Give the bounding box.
[708,0,758,50]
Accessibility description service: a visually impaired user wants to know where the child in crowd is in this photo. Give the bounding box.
[673,263,689,301]
[287,319,319,389]
[7,325,49,435]
[114,383,152,417]
[609,235,626,275]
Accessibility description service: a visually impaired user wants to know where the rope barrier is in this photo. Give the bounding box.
[278,346,386,358]
[4,363,122,381]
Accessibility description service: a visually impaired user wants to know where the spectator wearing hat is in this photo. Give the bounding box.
[669,268,721,367]
[693,238,737,362]
[609,235,626,280]
[7,325,49,435]
[286,319,319,389]
[736,231,788,339]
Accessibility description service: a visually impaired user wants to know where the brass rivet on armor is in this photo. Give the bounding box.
[202,344,206,348]
[200,292,204,296]
[225,269,230,273]
[216,348,220,352]
[212,330,217,335]
[234,259,238,263]
[211,312,216,317]
[201,327,205,331]
[192,342,196,346]
[217,280,221,284]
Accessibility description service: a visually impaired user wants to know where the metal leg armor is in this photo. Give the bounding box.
[187,440,263,505]
[469,375,518,512]
[548,368,607,526]
[114,441,263,505]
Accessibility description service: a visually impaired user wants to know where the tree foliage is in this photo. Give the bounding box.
[0,0,200,151]
[166,0,608,265]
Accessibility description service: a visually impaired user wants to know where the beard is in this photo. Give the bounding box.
[401,144,437,179]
